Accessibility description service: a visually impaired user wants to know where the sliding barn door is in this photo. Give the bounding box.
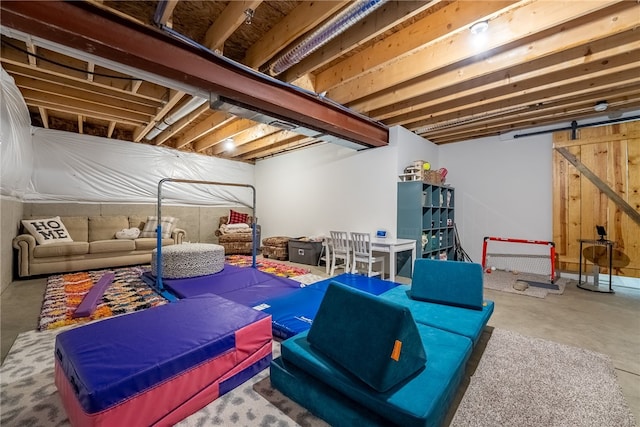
[552,120,640,279]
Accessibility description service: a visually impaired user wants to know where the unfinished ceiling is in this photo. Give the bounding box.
[1,0,639,163]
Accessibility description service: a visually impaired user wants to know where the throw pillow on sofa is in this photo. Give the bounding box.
[228,209,249,224]
[139,216,177,239]
[115,228,141,239]
[21,216,73,245]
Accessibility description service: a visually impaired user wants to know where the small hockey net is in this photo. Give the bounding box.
[482,237,557,283]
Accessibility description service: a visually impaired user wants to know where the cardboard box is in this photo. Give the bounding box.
[288,239,322,265]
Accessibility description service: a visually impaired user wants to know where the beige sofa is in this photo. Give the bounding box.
[13,215,186,278]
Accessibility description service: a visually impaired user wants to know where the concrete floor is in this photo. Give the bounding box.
[2,261,639,424]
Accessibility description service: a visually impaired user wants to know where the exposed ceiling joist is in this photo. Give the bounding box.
[0,0,636,162]
[204,0,264,52]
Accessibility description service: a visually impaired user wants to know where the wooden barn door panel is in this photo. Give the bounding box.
[552,120,640,279]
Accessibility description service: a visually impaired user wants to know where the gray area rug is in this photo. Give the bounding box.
[484,270,571,298]
[450,328,636,427]
[1,326,634,426]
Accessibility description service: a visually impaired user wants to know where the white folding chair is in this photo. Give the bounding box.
[351,232,385,278]
[329,231,351,276]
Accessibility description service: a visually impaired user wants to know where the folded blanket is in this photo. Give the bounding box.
[220,223,252,234]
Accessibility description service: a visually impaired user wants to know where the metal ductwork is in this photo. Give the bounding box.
[268,0,387,76]
[145,96,208,140]
[210,94,371,150]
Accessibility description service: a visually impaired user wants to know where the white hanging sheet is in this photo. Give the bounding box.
[26,128,255,206]
[0,66,34,198]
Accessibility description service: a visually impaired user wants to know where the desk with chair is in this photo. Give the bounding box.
[370,237,416,282]
[321,235,416,282]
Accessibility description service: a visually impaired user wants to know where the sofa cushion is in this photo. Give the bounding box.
[22,217,74,245]
[129,216,147,231]
[135,238,175,251]
[34,242,89,258]
[139,216,177,239]
[307,282,426,393]
[59,216,89,242]
[89,239,136,254]
[89,216,129,241]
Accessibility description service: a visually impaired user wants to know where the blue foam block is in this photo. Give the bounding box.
[380,285,494,345]
[276,325,472,427]
[259,273,400,339]
[410,259,485,310]
[55,294,268,414]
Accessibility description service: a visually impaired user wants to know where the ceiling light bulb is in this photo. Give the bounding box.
[470,21,489,35]
[224,139,235,151]
[594,101,608,112]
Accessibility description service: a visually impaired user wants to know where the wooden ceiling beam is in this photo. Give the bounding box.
[280,0,438,82]
[21,88,152,123]
[232,130,305,156]
[38,106,49,128]
[133,89,185,142]
[194,118,256,152]
[243,1,348,70]
[315,0,516,93]
[86,61,95,82]
[375,31,640,123]
[13,75,159,115]
[423,96,640,144]
[25,40,37,66]
[328,0,625,105]
[415,88,640,142]
[23,99,144,126]
[387,50,640,127]
[203,0,263,52]
[405,67,640,131]
[211,123,281,155]
[1,1,388,149]
[153,102,210,146]
[107,121,116,138]
[0,60,164,107]
[239,136,317,161]
[174,110,233,149]
[359,5,640,115]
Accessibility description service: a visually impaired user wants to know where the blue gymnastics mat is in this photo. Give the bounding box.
[142,264,303,307]
[256,273,402,339]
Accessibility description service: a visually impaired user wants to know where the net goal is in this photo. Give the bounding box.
[481,237,557,283]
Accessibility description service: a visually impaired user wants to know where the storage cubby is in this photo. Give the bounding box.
[397,181,455,269]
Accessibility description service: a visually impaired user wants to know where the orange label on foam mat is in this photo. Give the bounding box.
[391,340,402,361]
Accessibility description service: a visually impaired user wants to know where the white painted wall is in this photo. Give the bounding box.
[256,122,556,268]
[255,126,439,240]
[439,132,554,263]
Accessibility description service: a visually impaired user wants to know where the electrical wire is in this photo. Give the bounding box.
[1,39,143,81]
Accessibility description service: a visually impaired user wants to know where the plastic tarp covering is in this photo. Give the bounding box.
[27,128,255,206]
[0,66,34,197]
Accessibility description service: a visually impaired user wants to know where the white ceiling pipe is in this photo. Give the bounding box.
[145,96,208,140]
[269,0,387,76]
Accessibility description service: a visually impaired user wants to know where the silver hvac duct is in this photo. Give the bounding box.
[268,0,387,76]
[145,96,208,140]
